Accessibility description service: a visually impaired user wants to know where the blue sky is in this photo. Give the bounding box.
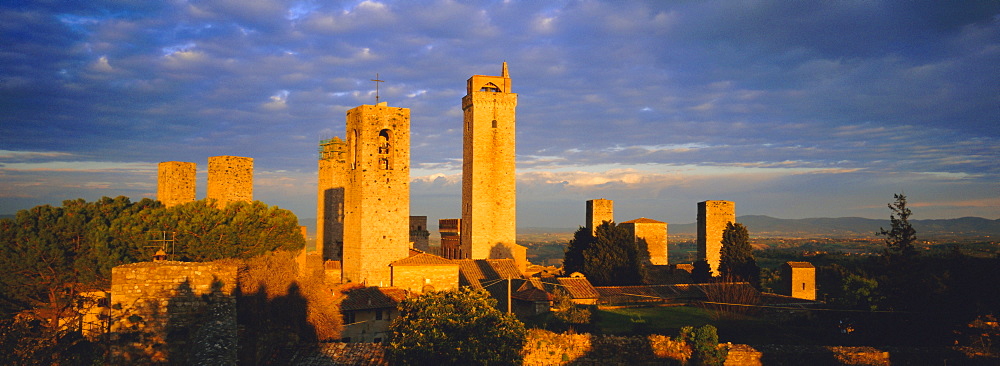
[2,1,998,228]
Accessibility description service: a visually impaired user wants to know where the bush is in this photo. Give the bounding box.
[678,324,727,366]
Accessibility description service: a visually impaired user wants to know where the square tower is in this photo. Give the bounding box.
[439,218,462,259]
[157,161,196,208]
[409,216,430,252]
[697,200,735,275]
[586,199,614,235]
[207,155,253,209]
[317,137,348,261]
[461,63,518,260]
[621,218,668,266]
[781,261,817,300]
[341,103,411,286]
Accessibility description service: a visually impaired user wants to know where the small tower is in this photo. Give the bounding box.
[697,200,734,275]
[207,155,253,209]
[461,62,518,260]
[781,261,817,300]
[341,103,411,286]
[157,161,196,208]
[621,217,668,266]
[317,137,348,261]
[409,216,430,252]
[586,199,614,235]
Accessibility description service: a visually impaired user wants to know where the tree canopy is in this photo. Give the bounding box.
[388,288,526,366]
[563,222,643,286]
[877,193,917,260]
[718,222,760,288]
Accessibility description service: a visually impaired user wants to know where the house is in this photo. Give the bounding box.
[339,287,409,343]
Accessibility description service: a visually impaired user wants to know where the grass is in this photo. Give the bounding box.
[594,306,716,335]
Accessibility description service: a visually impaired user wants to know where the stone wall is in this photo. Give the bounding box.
[317,137,347,261]
[698,200,735,274]
[207,155,253,209]
[409,216,430,252]
[586,199,614,235]
[110,261,238,364]
[157,161,196,208]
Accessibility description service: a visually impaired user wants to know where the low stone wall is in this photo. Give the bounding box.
[110,261,238,364]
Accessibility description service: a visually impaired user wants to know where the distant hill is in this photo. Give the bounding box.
[669,215,1000,238]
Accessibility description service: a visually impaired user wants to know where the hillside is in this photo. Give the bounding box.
[670,215,1000,238]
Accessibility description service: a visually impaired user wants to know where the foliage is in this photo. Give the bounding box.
[700,279,762,321]
[564,222,643,286]
[388,288,526,366]
[678,324,727,366]
[876,193,917,261]
[691,259,713,283]
[0,315,99,366]
[840,272,883,311]
[718,222,760,288]
[551,289,591,327]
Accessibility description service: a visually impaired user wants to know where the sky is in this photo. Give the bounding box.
[2,0,998,229]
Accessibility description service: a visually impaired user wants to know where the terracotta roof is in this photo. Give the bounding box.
[785,261,815,268]
[339,287,409,311]
[555,277,600,299]
[457,259,523,289]
[391,253,455,266]
[324,260,342,271]
[285,343,387,366]
[620,217,665,224]
[513,278,552,302]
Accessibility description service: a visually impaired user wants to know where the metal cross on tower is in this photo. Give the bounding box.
[371,73,384,103]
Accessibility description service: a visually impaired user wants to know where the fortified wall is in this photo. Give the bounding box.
[110,261,238,364]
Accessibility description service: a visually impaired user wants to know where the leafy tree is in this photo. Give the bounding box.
[691,259,713,283]
[583,222,644,286]
[551,288,590,328]
[562,226,594,276]
[388,288,526,366]
[877,193,917,260]
[679,324,728,366]
[718,222,760,288]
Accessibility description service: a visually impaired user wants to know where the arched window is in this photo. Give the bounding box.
[479,82,501,92]
[378,129,392,170]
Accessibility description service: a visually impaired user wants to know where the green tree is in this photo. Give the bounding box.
[562,226,594,276]
[691,259,713,283]
[718,222,760,288]
[877,193,917,260]
[679,324,728,366]
[551,288,590,328]
[388,288,526,366]
[583,222,643,286]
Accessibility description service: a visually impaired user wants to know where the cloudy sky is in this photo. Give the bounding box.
[2,0,998,229]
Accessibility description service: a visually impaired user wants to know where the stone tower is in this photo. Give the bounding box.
[409,216,430,252]
[206,155,253,209]
[586,199,614,235]
[157,161,196,208]
[439,218,462,259]
[781,261,817,300]
[317,137,348,261]
[341,103,411,286]
[697,200,734,275]
[461,62,518,260]
[621,218,668,266]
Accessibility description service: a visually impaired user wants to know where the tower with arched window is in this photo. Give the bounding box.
[461,63,524,271]
[341,102,411,286]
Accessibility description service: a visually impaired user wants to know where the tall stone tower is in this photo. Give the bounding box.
[621,218,668,266]
[157,161,196,208]
[586,199,614,235]
[341,103,411,286]
[461,63,518,260]
[781,261,817,300]
[317,137,348,261]
[207,156,253,209]
[697,200,735,275]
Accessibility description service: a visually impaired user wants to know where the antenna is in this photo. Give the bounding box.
[371,73,385,103]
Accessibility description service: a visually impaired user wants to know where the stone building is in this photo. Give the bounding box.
[697,200,735,275]
[157,161,196,208]
[339,287,408,343]
[207,155,253,209]
[341,103,411,286]
[586,199,614,235]
[409,216,430,252]
[621,217,668,266]
[781,261,817,300]
[461,62,524,267]
[317,137,348,261]
[390,251,459,294]
[439,218,462,259]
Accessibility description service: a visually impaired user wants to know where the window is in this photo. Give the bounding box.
[343,311,355,324]
[377,129,392,169]
[375,309,383,320]
[492,119,497,128]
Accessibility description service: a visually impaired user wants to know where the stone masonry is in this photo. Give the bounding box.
[409,216,430,252]
[317,137,348,261]
[341,103,411,286]
[206,155,253,209]
[461,63,518,261]
[439,218,462,259]
[781,261,817,300]
[586,198,614,235]
[110,261,237,364]
[157,161,196,208]
[698,200,735,275]
[621,217,669,266]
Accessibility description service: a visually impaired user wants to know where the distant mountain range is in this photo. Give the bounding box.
[522,215,1000,239]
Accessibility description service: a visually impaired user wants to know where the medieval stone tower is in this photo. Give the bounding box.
[341,103,411,286]
[781,261,817,300]
[586,199,614,235]
[157,161,196,208]
[206,155,253,209]
[621,218,668,266]
[461,63,518,260]
[697,200,735,275]
[317,137,348,261]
